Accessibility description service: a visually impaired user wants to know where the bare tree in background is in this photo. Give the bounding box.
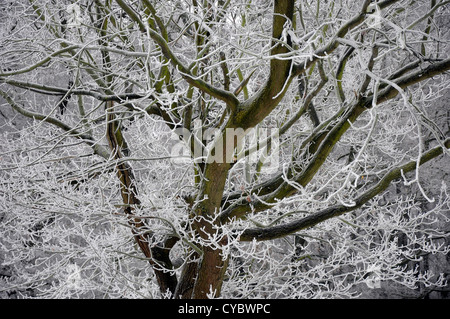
[0,0,449,299]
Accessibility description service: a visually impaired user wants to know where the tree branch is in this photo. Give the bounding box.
[376,58,450,103]
[105,100,178,295]
[0,89,110,159]
[0,78,146,101]
[220,57,450,223]
[114,0,239,111]
[292,0,402,77]
[234,0,295,129]
[239,139,450,241]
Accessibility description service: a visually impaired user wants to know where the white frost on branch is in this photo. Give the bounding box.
[366,3,382,29]
[67,4,83,28]
[365,264,382,289]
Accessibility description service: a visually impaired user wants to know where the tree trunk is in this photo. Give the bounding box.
[174,220,230,299]
[174,159,232,298]
[192,246,229,299]
[174,253,199,298]
[172,1,296,298]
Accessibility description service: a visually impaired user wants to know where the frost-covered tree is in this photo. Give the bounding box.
[0,0,449,299]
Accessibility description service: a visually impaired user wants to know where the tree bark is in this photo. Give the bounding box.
[192,246,229,299]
